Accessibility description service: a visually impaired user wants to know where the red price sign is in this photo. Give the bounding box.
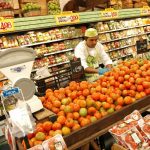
[100,10,118,19]
[0,17,14,33]
[55,13,80,25]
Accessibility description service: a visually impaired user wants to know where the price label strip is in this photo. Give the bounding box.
[55,13,80,25]
[100,9,118,19]
[0,17,14,33]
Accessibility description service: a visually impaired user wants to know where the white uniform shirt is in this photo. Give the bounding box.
[74,40,112,69]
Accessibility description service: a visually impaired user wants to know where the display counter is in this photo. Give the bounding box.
[64,95,150,150]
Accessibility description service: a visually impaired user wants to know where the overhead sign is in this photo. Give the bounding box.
[0,17,14,33]
[55,13,80,25]
[100,9,118,19]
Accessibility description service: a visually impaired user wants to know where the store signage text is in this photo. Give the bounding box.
[140,8,150,15]
[2,87,20,97]
[100,10,118,19]
[55,13,80,25]
[0,17,14,33]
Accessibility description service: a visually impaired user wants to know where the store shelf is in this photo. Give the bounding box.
[32,61,70,72]
[106,44,135,53]
[101,32,150,44]
[44,48,74,57]
[64,95,150,150]
[98,24,150,34]
[0,8,147,33]
[112,54,132,61]
[20,39,65,47]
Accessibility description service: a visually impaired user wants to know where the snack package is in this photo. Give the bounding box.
[42,134,67,150]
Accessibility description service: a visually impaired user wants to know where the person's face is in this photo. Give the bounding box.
[86,36,98,48]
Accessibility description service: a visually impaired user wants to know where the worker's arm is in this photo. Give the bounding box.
[106,64,112,69]
[84,67,98,73]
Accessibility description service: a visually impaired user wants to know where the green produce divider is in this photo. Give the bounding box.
[1,8,150,34]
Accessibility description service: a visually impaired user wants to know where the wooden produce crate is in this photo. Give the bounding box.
[111,143,127,150]
[23,10,41,17]
[20,0,38,2]
[15,95,150,150]
[0,9,14,17]
[63,95,150,150]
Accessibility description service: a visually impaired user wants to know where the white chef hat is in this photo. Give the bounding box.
[85,28,98,37]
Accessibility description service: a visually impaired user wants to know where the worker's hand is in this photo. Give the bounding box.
[98,68,109,75]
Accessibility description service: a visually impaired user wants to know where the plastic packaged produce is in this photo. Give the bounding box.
[61,27,70,39]
[96,22,105,32]
[27,32,38,43]
[48,30,57,40]
[54,29,63,39]
[99,34,107,42]
[64,40,72,49]
[55,55,63,63]
[66,51,74,60]
[42,134,67,150]
[59,42,66,50]
[123,126,148,150]
[36,32,44,42]
[48,55,56,65]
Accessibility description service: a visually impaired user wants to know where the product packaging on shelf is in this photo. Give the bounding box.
[42,134,67,150]
[109,110,150,150]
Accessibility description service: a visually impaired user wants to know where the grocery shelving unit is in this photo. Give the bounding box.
[0,8,150,83]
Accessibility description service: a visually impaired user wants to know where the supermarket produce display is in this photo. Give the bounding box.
[0,8,150,150]
[21,58,150,149]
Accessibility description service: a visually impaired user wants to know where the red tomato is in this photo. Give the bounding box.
[43,121,52,132]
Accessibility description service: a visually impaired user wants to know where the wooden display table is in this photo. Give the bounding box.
[64,95,150,150]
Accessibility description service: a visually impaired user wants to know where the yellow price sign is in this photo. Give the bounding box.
[140,7,150,16]
[100,10,118,19]
[0,17,14,33]
[55,13,80,25]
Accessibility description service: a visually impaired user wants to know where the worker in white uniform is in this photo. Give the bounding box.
[74,28,113,82]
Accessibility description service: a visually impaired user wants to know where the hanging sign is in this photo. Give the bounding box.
[140,7,150,16]
[0,17,14,33]
[136,39,148,54]
[100,8,118,19]
[55,13,80,25]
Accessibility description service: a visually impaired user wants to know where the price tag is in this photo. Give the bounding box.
[36,67,50,78]
[0,17,14,33]
[100,10,118,19]
[55,13,80,25]
[140,7,150,15]
[2,87,20,97]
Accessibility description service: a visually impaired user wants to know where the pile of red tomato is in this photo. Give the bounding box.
[27,58,150,148]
